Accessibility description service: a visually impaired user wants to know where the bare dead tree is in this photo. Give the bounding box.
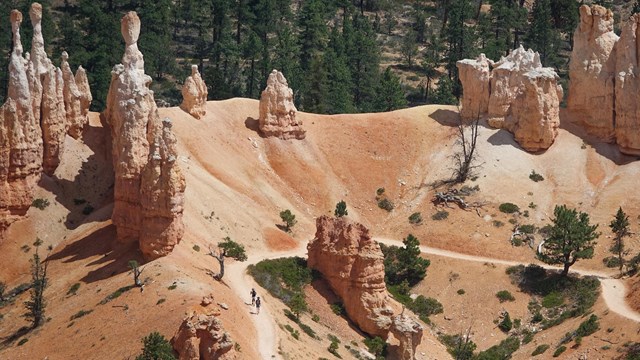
[451,115,481,184]
[128,260,145,287]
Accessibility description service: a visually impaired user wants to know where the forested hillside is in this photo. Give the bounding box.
[0,0,637,113]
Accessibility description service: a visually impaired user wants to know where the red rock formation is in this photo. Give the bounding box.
[104,11,185,259]
[258,70,305,140]
[139,118,186,260]
[41,66,67,175]
[181,65,208,119]
[614,13,640,156]
[567,5,618,142]
[172,311,236,360]
[61,51,90,139]
[307,215,397,338]
[457,54,492,122]
[389,314,423,360]
[0,10,43,232]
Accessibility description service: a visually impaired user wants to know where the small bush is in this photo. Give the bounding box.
[408,212,422,224]
[553,346,567,357]
[518,224,536,234]
[328,335,341,358]
[284,324,300,340]
[376,188,385,196]
[529,170,544,182]
[602,256,622,268]
[363,336,387,357]
[457,289,465,295]
[532,344,550,356]
[377,199,394,212]
[493,220,504,227]
[70,309,93,321]
[298,322,317,339]
[498,312,513,332]
[192,245,200,252]
[522,331,534,344]
[33,238,43,247]
[331,302,346,316]
[529,202,537,209]
[499,203,520,214]
[67,283,81,296]
[432,210,449,220]
[496,290,515,302]
[312,314,320,322]
[167,284,177,290]
[576,314,599,337]
[156,298,166,305]
[98,285,135,305]
[31,198,50,210]
[17,338,28,346]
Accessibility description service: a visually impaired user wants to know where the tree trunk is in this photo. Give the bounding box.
[215,255,225,280]
[562,262,570,277]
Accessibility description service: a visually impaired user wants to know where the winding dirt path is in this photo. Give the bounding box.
[230,237,640,358]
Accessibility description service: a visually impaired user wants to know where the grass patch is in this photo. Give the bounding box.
[98,285,135,305]
[499,203,519,214]
[432,210,449,220]
[70,309,93,321]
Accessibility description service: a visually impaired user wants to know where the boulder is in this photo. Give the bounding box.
[181,65,208,119]
[567,5,618,142]
[103,11,185,259]
[307,216,396,338]
[389,314,424,360]
[171,311,236,360]
[457,54,492,122]
[258,70,305,140]
[614,13,640,155]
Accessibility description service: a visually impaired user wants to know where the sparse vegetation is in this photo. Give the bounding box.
[135,331,176,360]
[475,336,520,360]
[334,201,348,217]
[408,212,422,224]
[496,290,515,303]
[17,338,28,346]
[24,249,48,328]
[279,209,297,232]
[439,332,476,360]
[492,220,504,227]
[70,309,93,321]
[31,198,50,210]
[99,285,135,305]
[529,170,544,182]
[432,210,449,220]
[330,302,346,316]
[499,203,520,214]
[553,345,567,357]
[284,324,300,340]
[328,334,341,358]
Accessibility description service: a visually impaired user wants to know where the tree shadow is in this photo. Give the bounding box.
[0,326,31,348]
[47,223,143,284]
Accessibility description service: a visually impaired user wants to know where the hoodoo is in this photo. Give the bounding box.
[104,11,185,260]
[171,311,236,360]
[258,69,305,140]
[181,65,208,119]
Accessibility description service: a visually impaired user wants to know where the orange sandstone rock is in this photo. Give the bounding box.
[457,54,492,122]
[181,65,208,119]
[171,311,236,360]
[614,13,640,156]
[258,70,305,140]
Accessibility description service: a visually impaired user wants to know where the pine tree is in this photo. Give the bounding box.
[525,0,561,67]
[609,207,630,274]
[135,332,176,360]
[538,205,600,277]
[444,0,475,98]
[374,67,407,112]
[347,13,380,112]
[24,249,48,329]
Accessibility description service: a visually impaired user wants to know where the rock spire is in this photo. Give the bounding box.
[258,70,305,140]
[181,65,208,119]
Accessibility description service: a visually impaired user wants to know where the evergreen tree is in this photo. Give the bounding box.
[347,13,380,112]
[400,30,419,67]
[382,234,430,287]
[374,67,407,112]
[135,332,176,360]
[484,0,527,59]
[431,77,458,105]
[525,0,561,68]
[444,0,475,98]
[138,0,176,80]
[538,205,600,277]
[550,0,579,49]
[24,249,48,329]
[609,207,630,274]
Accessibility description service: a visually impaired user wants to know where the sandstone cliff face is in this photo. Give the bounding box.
[181,65,208,119]
[104,11,185,259]
[389,314,423,360]
[457,46,562,152]
[258,70,305,140]
[614,14,640,155]
[172,311,236,360]
[567,5,618,142]
[457,54,492,122]
[307,216,396,338]
[0,9,44,232]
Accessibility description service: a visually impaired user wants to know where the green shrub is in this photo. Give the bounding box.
[522,330,534,344]
[541,292,563,308]
[518,224,536,234]
[499,203,520,214]
[439,333,476,360]
[553,346,567,357]
[31,198,50,210]
[602,256,622,268]
[328,335,341,358]
[298,322,317,339]
[496,290,515,302]
[410,296,443,317]
[192,245,200,252]
[532,344,550,356]
[492,220,504,227]
[476,336,520,360]
[380,235,429,287]
[67,283,81,296]
[576,314,599,337]
[167,284,177,290]
[98,285,135,305]
[312,314,320,322]
[279,209,297,231]
[363,336,387,357]
[70,309,93,321]
[457,289,465,295]
[378,199,394,212]
[156,298,166,305]
[529,170,544,182]
[248,257,313,313]
[135,331,176,360]
[408,212,422,224]
[376,188,385,196]
[529,202,537,209]
[432,210,449,220]
[331,302,346,316]
[498,312,513,332]
[334,201,348,217]
[73,198,86,205]
[284,324,300,340]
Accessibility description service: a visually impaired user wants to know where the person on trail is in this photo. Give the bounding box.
[255,297,261,314]
[251,288,257,305]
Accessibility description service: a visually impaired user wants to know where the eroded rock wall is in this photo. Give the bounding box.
[457,54,492,122]
[258,70,305,140]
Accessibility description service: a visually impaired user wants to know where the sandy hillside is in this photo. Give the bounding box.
[1,99,640,359]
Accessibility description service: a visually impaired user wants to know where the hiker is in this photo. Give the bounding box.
[251,288,257,305]
[255,296,261,314]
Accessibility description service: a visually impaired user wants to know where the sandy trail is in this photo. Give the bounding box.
[232,236,640,359]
